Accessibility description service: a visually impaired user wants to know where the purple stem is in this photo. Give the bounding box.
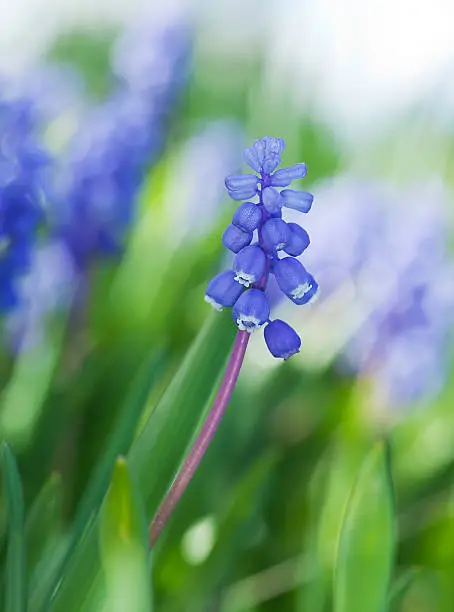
[149,329,250,547]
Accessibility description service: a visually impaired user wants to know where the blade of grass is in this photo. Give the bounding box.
[25,473,63,585]
[388,568,420,612]
[1,441,26,612]
[99,457,152,612]
[334,441,396,612]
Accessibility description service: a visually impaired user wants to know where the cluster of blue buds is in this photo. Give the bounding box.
[0,94,49,311]
[205,137,318,359]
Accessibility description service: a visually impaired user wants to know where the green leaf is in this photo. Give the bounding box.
[296,452,332,612]
[387,569,420,612]
[25,472,63,584]
[50,311,236,612]
[98,457,152,612]
[334,441,395,612]
[30,350,161,612]
[1,441,26,612]
[391,379,454,494]
[72,349,163,545]
[0,316,67,451]
[129,310,236,515]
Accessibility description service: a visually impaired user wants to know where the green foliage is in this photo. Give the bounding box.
[388,569,421,612]
[1,442,26,612]
[99,457,152,612]
[334,442,395,612]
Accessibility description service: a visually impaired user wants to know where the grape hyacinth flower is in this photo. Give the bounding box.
[0,92,49,312]
[149,137,317,546]
[292,177,454,407]
[56,15,191,269]
[205,136,318,359]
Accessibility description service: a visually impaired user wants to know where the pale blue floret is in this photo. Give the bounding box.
[281,189,314,213]
[224,174,258,200]
[242,137,285,174]
[270,163,308,187]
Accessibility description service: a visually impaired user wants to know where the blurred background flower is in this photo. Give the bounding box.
[274,177,454,410]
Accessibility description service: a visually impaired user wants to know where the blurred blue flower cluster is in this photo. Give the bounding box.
[303,178,454,405]
[0,93,50,312]
[1,13,192,349]
[205,137,318,359]
[56,15,191,268]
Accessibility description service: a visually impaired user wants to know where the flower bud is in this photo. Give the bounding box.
[284,223,310,256]
[262,187,283,215]
[273,256,318,304]
[264,319,301,359]
[281,189,313,213]
[232,288,270,332]
[270,163,307,187]
[225,174,258,200]
[205,270,244,310]
[261,218,289,252]
[232,202,262,232]
[222,224,252,253]
[233,244,267,287]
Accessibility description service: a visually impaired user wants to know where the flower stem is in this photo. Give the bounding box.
[149,329,250,547]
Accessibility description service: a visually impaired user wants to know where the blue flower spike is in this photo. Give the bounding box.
[205,136,318,358]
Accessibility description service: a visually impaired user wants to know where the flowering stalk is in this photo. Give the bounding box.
[149,330,249,547]
[150,136,317,545]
